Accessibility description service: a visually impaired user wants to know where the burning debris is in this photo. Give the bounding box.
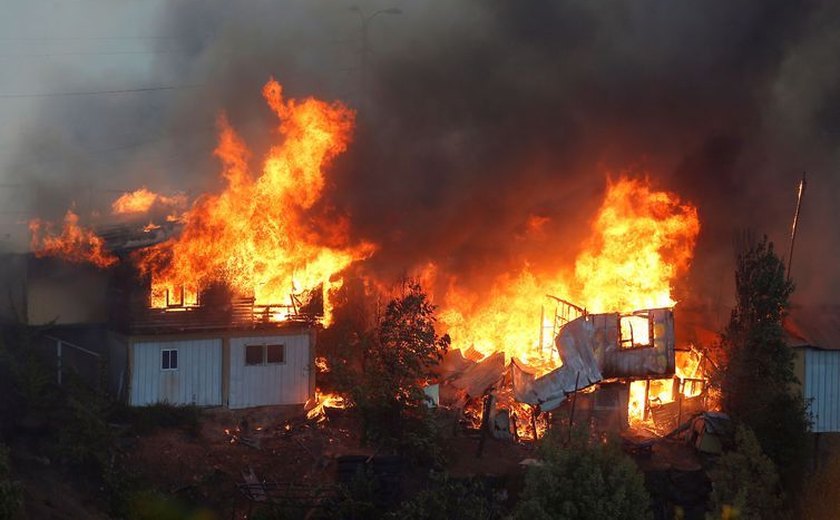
[305,390,349,424]
[424,178,711,439]
[24,75,715,439]
[436,177,700,373]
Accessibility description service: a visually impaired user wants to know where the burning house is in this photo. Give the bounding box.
[7,77,717,430]
[0,228,319,409]
[435,300,716,440]
[2,79,373,410]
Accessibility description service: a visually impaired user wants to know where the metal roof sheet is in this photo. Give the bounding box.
[784,305,840,350]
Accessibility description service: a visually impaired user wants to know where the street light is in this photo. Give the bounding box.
[348,6,402,110]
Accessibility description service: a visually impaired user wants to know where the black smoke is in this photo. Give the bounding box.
[9,0,840,314]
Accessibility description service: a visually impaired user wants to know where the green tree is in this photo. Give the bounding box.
[337,281,450,462]
[718,236,809,484]
[707,425,784,520]
[512,431,651,520]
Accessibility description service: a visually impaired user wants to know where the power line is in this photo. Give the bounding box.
[0,84,202,99]
[0,36,177,41]
[4,128,217,173]
[0,50,187,58]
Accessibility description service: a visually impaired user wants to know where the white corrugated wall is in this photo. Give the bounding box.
[228,333,312,409]
[805,348,840,432]
[130,338,223,406]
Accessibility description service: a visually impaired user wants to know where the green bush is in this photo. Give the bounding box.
[0,444,22,520]
[707,425,784,520]
[114,403,203,437]
[391,472,503,520]
[512,431,651,520]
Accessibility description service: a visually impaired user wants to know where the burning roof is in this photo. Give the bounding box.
[784,305,840,350]
[29,78,375,326]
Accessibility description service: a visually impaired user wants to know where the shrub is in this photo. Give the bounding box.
[0,444,22,520]
[512,431,651,520]
[115,403,203,437]
[391,472,503,520]
[707,425,783,520]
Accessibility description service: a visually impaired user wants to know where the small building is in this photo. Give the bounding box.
[785,305,840,432]
[0,248,317,410]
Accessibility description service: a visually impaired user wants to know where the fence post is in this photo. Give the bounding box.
[56,339,63,386]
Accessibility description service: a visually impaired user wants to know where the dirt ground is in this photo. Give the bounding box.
[120,405,536,517]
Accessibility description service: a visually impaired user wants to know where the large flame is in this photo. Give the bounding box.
[438,176,700,374]
[29,210,117,268]
[574,177,700,313]
[134,78,374,323]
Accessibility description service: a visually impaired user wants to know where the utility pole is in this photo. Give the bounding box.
[349,6,401,112]
[787,172,807,282]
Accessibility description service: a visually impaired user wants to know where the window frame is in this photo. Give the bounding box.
[266,343,285,365]
[161,348,179,371]
[244,342,287,366]
[245,344,265,366]
[618,313,654,350]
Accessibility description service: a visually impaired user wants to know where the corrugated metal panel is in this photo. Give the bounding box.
[129,338,222,406]
[805,348,840,432]
[228,333,312,409]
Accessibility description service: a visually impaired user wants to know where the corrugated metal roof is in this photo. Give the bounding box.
[784,305,840,350]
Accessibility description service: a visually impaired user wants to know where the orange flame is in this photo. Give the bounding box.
[628,347,710,427]
[134,78,374,323]
[111,187,185,215]
[305,389,348,422]
[574,177,700,313]
[29,210,117,268]
[438,176,700,375]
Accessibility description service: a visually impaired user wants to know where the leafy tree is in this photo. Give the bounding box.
[717,236,809,484]
[707,425,784,520]
[512,431,651,520]
[336,281,450,462]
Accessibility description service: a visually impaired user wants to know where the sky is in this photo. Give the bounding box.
[2,0,839,314]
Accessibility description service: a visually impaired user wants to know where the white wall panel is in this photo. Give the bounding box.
[130,338,222,406]
[228,333,312,409]
[805,349,840,433]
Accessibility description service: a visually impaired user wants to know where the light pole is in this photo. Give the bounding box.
[349,6,401,111]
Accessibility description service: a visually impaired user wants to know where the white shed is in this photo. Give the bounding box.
[228,332,314,409]
[121,324,315,409]
[129,338,223,406]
